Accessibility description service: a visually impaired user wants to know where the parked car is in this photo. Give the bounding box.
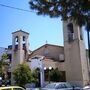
[0,86,25,90]
[42,82,73,90]
[71,84,82,90]
[83,85,90,90]
[25,83,36,90]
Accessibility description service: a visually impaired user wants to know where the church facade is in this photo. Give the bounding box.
[0,20,89,86]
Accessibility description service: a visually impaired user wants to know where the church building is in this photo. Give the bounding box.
[0,20,89,86]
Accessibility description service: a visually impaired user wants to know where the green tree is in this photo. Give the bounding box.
[0,61,3,76]
[13,63,32,87]
[31,68,40,87]
[0,54,9,77]
[50,68,65,82]
[1,54,8,61]
[1,53,9,65]
[29,0,90,61]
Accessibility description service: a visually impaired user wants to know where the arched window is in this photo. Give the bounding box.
[15,36,18,50]
[67,23,74,42]
[22,36,26,50]
[23,36,25,41]
[15,36,18,43]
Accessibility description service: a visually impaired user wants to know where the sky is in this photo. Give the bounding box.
[0,0,88,51]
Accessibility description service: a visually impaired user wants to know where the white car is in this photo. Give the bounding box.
[42,82,73,90]
[83,85,90,90]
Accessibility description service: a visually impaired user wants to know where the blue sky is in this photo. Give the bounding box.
[0,0,88,50]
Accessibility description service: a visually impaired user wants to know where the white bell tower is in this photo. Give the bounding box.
[63,20,89,86]
[11,30,29,74]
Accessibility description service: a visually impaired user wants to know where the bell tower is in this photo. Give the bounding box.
[63,20,89,86]
[11,30,29,73]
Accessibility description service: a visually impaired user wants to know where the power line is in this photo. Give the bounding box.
[0,3,35,13]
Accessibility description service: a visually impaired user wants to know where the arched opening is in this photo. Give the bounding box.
[14,36,19,50]
[67,23,74,42]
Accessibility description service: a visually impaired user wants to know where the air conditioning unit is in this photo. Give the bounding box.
[59,54,64,61]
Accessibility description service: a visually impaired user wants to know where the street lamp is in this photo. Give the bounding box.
[48,66,52,83]
[44,67,46,70]
[44,66,52,83]
[44,67,46,84]
[49,66,52,70]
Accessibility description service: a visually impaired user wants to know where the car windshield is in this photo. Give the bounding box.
[44,82,73,89]
[56,83,66,89]
[45,83,56,89]
[65,83,72,88]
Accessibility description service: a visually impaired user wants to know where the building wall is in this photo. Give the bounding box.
[29,44,65,72]
[30,44,64,61]
[43,59,65,71]
[63,20,89,86]
[0,47,7,60]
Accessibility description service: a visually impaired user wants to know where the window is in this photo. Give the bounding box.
[67,23,74,42]
[23,36,25,41]
[59,54,64,62]
[14,36,18,50]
